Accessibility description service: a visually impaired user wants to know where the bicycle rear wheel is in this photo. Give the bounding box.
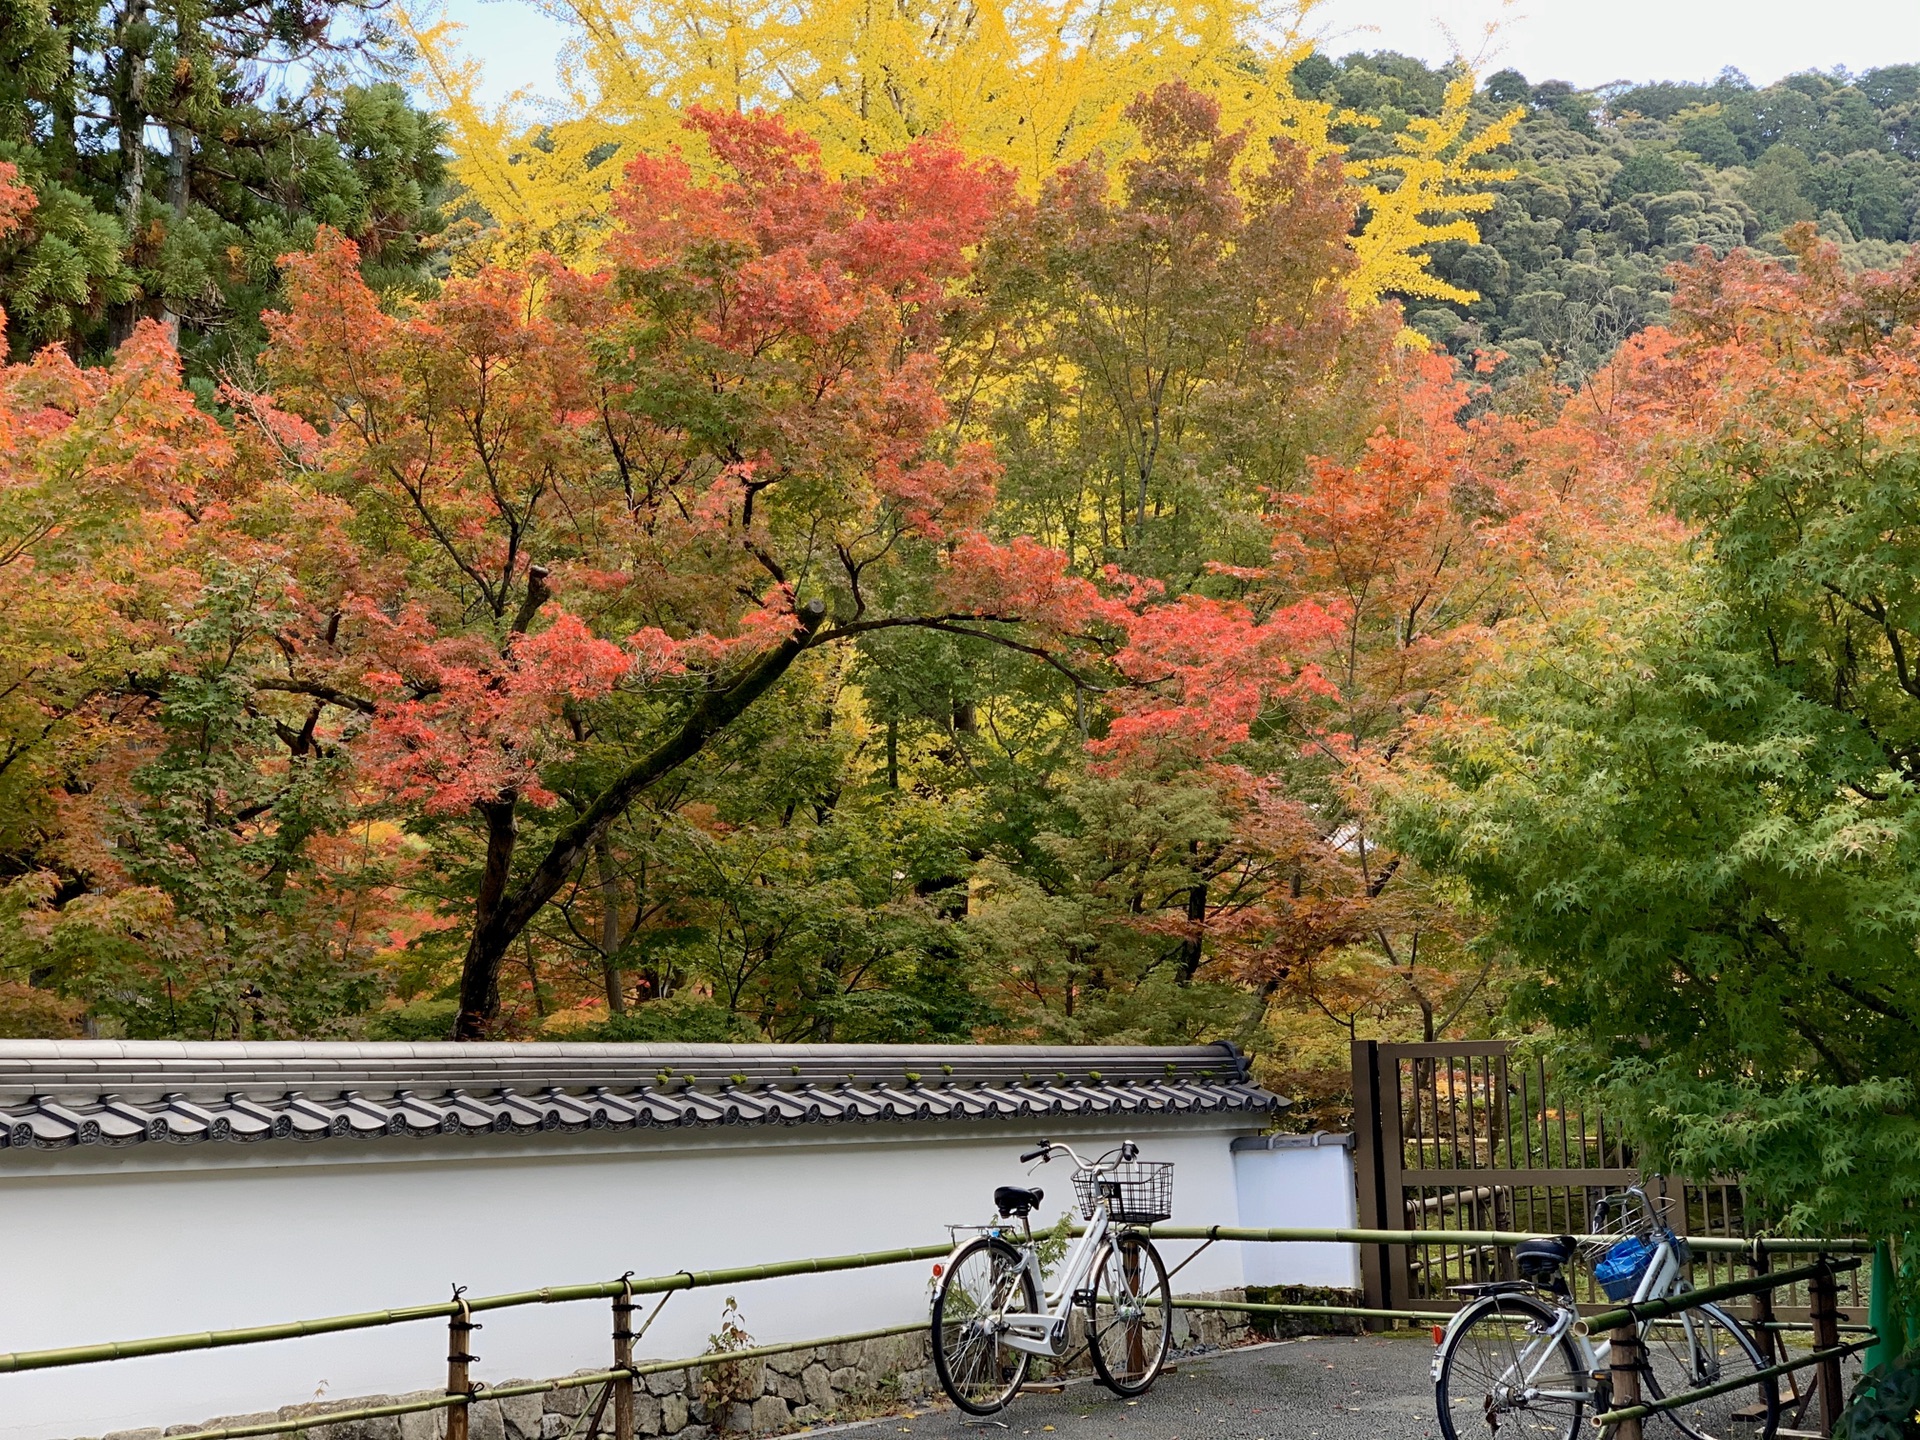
[931,1236,1039,1416]
[1639,1302,1777,1439]
[1086,1232,1171,1396]
[1435,1292,1587,1440]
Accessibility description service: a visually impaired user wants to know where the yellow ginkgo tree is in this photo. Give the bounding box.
[410,0,1516,305]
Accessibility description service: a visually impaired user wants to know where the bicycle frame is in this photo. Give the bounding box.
[1433,1226,1699,1406]
[948,1141,1122,1359]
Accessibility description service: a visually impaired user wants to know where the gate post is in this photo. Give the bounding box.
[1351,1040,1394,1321]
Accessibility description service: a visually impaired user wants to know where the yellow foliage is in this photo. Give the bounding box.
[1345,73,1520,309]
[409,0,1519,305]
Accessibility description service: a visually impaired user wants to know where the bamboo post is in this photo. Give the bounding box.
[446,1291,476,1440]
[1609,1324,1644,1440]
[1745,1247,1800,1432]
[1809,1262,1844,1437]
[612,1276,635,1440]
[1749,1248,1780,1363]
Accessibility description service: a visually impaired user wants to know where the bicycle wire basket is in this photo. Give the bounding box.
[1580,1185,1672,1300]
[1072,1161,1174,1225]
[1577,1185,1668,1262]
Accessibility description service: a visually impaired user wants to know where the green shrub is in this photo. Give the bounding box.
[364,998,459,1041]
[1836,1353,1920,1440]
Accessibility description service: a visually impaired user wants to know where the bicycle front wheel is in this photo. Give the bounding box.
[931,1236,1039,1416]
[1639,1302,1777,1439]
[1087,1232,1172,1396]
[1436,1292,1588,1440]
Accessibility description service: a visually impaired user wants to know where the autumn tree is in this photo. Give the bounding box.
[244,109,1263,1038]
[0,212,410,1037]
[921,90,1569,1088]
[973,82,1395,580]
[1397,228,1920,1240]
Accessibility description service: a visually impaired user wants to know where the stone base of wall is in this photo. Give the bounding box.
[1239,1286,1369,1340]
[86,1292,1258,1440]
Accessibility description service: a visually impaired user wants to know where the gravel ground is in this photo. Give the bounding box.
[835,1335,1444,1440]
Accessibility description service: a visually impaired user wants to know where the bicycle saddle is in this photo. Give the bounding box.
[1514,1235,1576,1266]
[1514,1235,1577,1290]
[994,1185,1044,1217]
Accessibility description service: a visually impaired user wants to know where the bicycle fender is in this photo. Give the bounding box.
[1431,1303,1481,1383]
[1430,1292,1551,1385]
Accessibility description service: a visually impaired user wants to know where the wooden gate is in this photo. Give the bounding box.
[1350,1039,1848,1320]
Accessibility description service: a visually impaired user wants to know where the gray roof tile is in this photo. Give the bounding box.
[0,1041,1283,1154]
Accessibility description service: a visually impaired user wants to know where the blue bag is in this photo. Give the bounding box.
[1594,1236,1656,1301]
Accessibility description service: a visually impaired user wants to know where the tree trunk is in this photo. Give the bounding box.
[48,1,79,181]
[160,119,190,348]
[453,797,518,1039]
[594,836,627,1014]
[449,600,826,1039]
[1178,877,1207,982]
[109,0,151,346]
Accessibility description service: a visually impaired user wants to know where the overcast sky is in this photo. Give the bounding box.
[434,0,1920,108]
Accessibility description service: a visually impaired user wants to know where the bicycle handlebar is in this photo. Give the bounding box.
[1021,1139,1135,1171]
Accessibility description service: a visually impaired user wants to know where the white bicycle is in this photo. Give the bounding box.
[1431,1185,1778,1439]
[930,1139,1175,1415]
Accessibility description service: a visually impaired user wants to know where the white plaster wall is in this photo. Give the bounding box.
[1232,1140,1360,1289]
[0,1117,1251,1440]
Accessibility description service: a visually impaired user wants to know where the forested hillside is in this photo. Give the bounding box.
[1301,54,1920,376]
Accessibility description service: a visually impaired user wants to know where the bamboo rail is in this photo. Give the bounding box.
[1575,1257,1863,1337]
[0,1229,1867,1377]
[1176,1297,1455,1322]
[156,1321,931,1440]
[1145,1225,1875,1255]
[1590,1338,1877,1429]
[0,1244,953,1374]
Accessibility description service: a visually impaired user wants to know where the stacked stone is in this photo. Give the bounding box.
[90,1331,933,1440]
[90,1292,1256,1440]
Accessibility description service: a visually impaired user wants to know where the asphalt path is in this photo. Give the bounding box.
[845,1335,1443,1440]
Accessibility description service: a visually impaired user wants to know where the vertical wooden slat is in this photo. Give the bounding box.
[1496,1052,1514,1171]
[1466,1056,1480,1171]
[1517,1059,1534,1169]
[1384,1050,1410,1310]
[1446,1056,1462,1173]
[1543,1058,1556,1167]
